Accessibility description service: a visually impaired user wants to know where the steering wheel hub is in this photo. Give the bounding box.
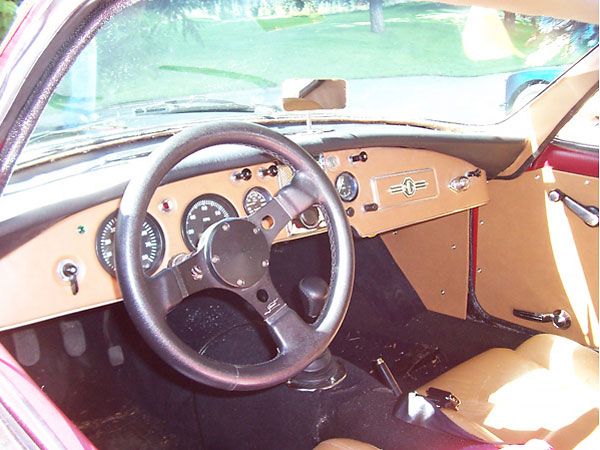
[207,219,270,288]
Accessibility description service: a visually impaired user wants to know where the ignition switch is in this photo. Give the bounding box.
[58,260,80,295]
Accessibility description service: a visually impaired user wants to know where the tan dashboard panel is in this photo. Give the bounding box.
[327,148,489,236]
[0,197,123,331]
[0,162,281,331]
[372,168,438,208]
[0,146,488,330]
[381,211,471,319]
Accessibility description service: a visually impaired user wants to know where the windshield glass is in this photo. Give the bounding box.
[23,0,599,157]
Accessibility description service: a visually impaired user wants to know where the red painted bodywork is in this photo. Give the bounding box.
[471,207,479,290]
[0,2,38,68]
[0,343,97,449]
[530,142,599,177]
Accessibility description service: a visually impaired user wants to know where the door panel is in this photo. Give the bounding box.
[476,168,599,346]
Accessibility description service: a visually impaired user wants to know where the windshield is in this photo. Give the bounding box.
[21,0,600,157]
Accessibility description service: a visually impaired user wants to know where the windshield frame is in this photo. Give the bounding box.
[0,0,598,193]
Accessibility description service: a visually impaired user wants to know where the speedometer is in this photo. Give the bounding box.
[181,194,238,250]
[95,211,165,277]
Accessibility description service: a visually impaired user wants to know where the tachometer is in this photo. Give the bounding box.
[243,187,272,215]
[95,212,165,277]
[181,194,238,250]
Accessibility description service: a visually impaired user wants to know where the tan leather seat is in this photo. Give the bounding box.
[417,334,599,449]
[314,438,380,450]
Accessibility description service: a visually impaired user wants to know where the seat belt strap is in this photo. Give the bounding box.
[393,391,496,443]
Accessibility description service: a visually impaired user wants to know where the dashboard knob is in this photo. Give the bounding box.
[260,164,278,177]
[233,168,252,181]
[350,151,368,163]
[299,207,320,229]
[449,176,470,192]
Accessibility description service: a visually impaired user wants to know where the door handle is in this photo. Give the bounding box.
[548,189,599,227]
[513,308,572,330]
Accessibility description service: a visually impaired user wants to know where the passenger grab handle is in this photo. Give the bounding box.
[548,189,599,227]
[513,308,572,330]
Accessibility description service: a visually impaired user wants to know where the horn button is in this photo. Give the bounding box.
[207,219,270,288]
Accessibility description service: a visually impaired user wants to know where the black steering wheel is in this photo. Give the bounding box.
[115,121,354,391]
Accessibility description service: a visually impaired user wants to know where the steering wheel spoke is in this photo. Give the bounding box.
[266,306,317,356]
[234,276,316,356]
[147,251,214,314]
[246,173,318,244]
[234,274,288,320]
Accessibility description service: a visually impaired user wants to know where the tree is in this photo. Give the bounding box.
[369,0,385,34]
[146,0,205,41]
[525,17,599,65]
[503,11,515,32]
[0,0,20,42]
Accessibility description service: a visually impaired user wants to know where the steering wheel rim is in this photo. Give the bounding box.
[116,121,354,391]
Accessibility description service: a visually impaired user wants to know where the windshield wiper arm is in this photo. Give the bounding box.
[133,97,265,116]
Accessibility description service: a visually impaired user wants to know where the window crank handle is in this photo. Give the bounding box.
[548,189,599,227]
[513,309,571,330]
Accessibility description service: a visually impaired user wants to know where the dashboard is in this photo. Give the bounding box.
[0,145,489,330]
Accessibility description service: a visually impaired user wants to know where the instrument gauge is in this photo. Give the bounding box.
[181,194,238,251]
[335,172,359,202]
[243,187,272,215]
[95,212,165,277]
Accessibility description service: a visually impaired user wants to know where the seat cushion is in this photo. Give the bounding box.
[515,334,598,390]
[417,334,599,449]
[314,438,380,450]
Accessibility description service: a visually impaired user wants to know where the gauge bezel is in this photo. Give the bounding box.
[335,171,359,202]
[181,194,238,251]
[95,211,165,277]
[243,187,273,215]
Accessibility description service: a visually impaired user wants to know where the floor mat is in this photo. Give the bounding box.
[77,400,197,450]
[332,308,532,392]
[324,235,531,392]
[191,361,478,450]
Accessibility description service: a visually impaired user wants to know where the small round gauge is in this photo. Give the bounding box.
[95,212,165,277]
[335,171,359,202]
[181,194,238,251]
[243,187,272,215]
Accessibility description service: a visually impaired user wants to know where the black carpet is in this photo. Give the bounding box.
[0,234,532,449]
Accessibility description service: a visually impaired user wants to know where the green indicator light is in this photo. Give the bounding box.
[77,225,86,234]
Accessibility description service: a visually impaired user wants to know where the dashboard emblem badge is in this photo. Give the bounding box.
[388,177,428,198]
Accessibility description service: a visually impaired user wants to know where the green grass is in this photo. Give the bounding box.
[255,14,324,32]
[57,2,582,109]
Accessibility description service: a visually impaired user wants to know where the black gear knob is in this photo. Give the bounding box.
[299,276,328,320]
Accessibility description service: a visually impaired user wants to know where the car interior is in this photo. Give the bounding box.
[0,1,597,449]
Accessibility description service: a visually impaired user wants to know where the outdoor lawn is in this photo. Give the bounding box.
[82,1,580,108]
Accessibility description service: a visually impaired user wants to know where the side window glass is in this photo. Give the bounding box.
[555,92,599,149]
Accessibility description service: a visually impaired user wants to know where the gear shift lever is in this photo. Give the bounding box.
[299,276,328,321]
[287,277,347,391]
